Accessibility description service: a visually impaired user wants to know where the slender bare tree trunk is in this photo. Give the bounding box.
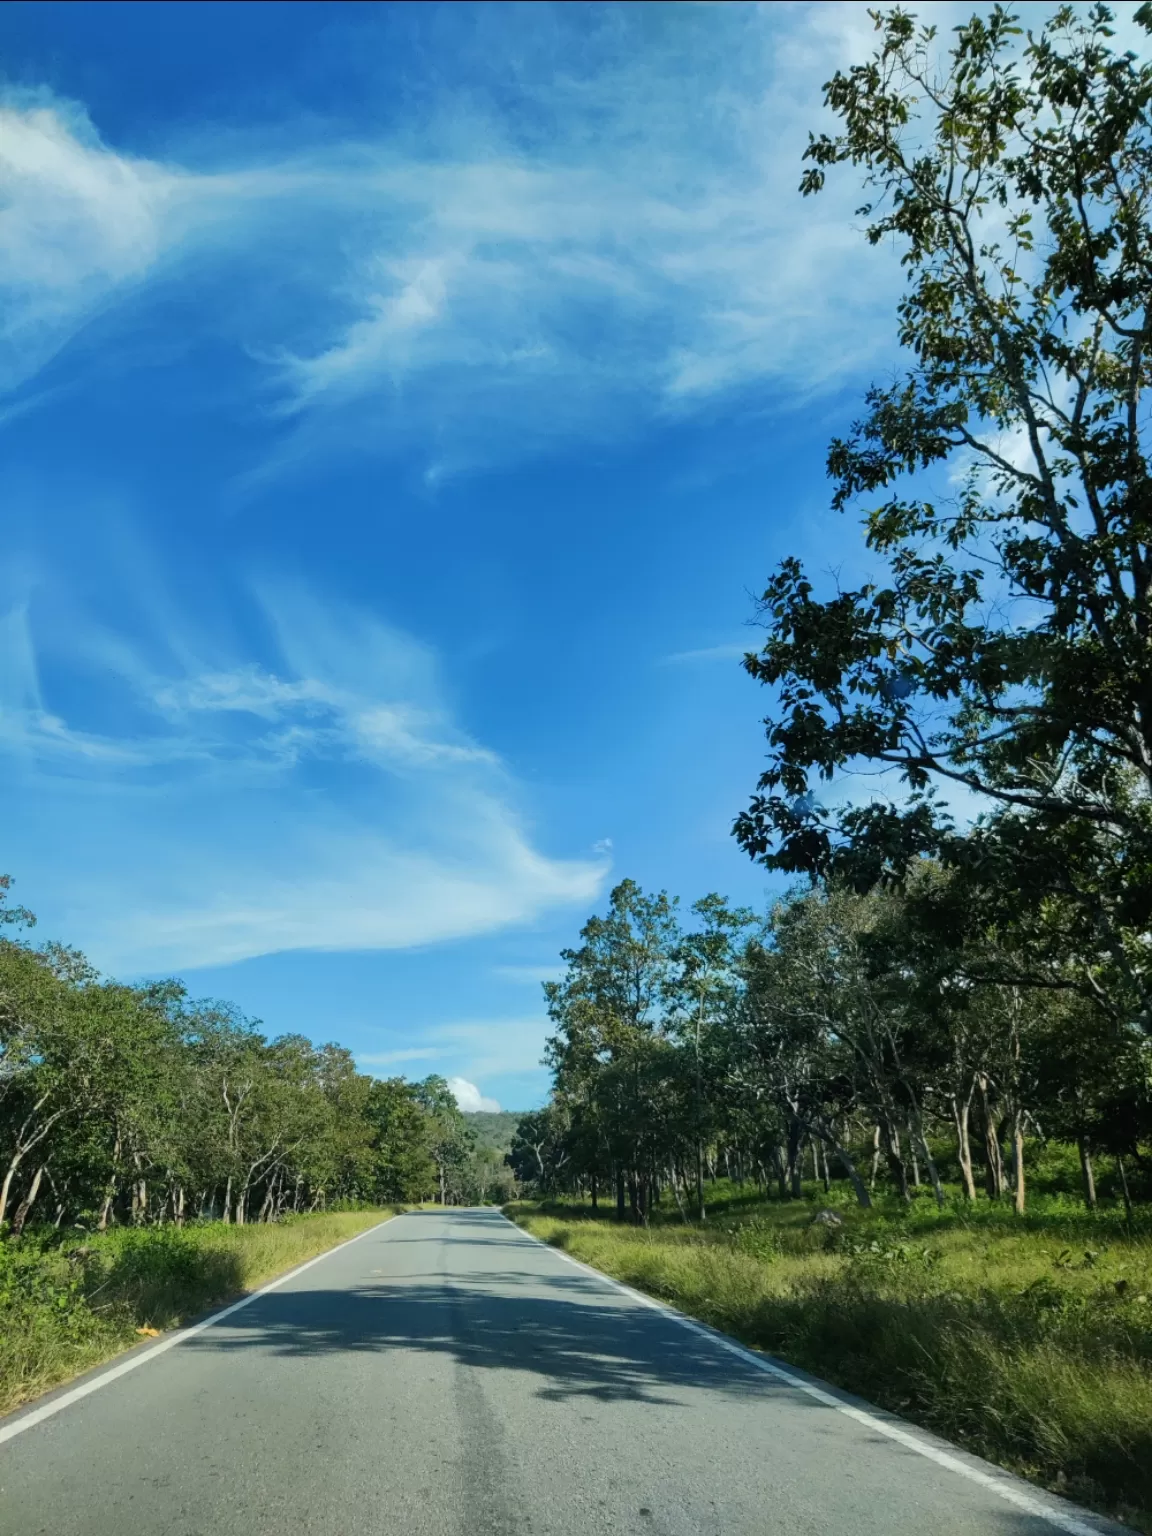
[46,1166,67,1227]
[11,1164,46,1236]
[978,1076,1005,1198]
[1117,1155,1134,1225]
[0,1156,24,1230]
[670,1165,688,1223]
[869,1124,881,1190]
[880,1118,911,1202]
[1012,1111,1026,1215]
[830,1140,871,1209]
[951,1092,977,1201]
[1077,1136,1097,1211]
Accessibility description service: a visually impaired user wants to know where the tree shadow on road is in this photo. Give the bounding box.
[182,1219,771,1408]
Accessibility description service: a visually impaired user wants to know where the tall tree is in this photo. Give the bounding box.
[735,4,1152,1023]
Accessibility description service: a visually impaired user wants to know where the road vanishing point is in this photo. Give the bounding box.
[0,1208,1128,1536]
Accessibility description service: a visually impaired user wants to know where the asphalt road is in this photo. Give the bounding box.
[0,1208,1127,1536]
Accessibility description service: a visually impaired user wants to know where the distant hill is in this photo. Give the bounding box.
[463,1111,527,1156]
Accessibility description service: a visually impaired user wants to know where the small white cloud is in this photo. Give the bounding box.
[448,1076,501,1113]
[661,643,749,665]
[491,964,563,986]
[591,838,613,855]
[357,1047,447,1068]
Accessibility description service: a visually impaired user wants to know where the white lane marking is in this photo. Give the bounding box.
[503,1215,1111,1536]
[0,1214,400,1448]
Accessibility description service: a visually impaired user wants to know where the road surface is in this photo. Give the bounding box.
[0,1208,1124,1536]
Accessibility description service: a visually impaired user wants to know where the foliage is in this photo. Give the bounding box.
[0,879,506,1236]
[733,2,1152,1028]
[519,874,1151,1226]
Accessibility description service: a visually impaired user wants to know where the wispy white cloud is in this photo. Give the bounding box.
[661,643,750,666]
[1,4,916,470]
[357,1017,548,1106]
[0,581,607,974]
[357,1046,447,1067]
[0,93,188,392]
[491,964,563,987]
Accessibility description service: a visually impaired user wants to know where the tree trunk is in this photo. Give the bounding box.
[786,1118,804,1198]
[951,1092,977,1201]
[1077,1135,1097,1211]
[1012,1111,1026,1215]
[46,1167,67,1228]
[670,1166,688,1224]
[880,1119,910,1202]
[590,1173,597,1213]
[830,1139,871,1209]
[695,1141,706,1222]
[977,1076,1005,1198]
[920,1137,946,1209]
[258,1178,277,1223]
[0,1153,25,1230]
[175,1185,186,1226]
[1117,1155,1134,1225]
[223,1175,233,1223]
[11,1163,46,1236]
[615,1167,626,1222]
[869,1124,881,1190]
[772,1144,787,1201]
[908,1104,945,1208]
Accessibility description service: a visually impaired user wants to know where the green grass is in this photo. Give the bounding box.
[0,1209,396,1416]
[508,1185,1152,1531]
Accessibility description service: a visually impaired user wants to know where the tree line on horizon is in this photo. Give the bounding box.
[0,880,514,1236]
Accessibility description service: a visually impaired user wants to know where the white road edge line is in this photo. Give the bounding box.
[503,1214,1110,1536]
[0,1213,398,1448]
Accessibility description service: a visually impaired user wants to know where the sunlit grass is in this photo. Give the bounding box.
[509,1185,1152,1531]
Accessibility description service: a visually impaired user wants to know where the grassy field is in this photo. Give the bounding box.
[0,1209,396,1416]
[508,1185,1152,1531]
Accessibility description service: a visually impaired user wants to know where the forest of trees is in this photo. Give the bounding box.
[0,876,501,1234]
[514,4,1152,1223]
[510,874,1150,1220]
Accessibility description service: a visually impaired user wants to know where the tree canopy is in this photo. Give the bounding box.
[734,3,1152,1024]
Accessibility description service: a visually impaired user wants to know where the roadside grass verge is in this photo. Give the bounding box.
[0,1209,396,1416]
[507,1188,1152,1531]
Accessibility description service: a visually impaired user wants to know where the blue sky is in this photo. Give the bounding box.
[0,0,938,1110]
